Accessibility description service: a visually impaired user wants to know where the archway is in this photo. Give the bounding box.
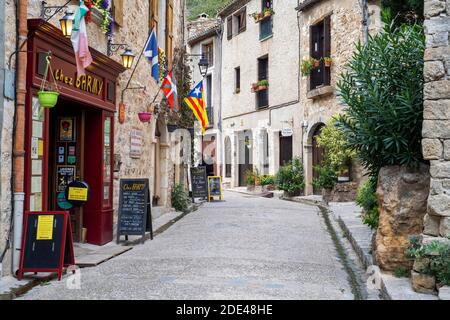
[311,123,325,194]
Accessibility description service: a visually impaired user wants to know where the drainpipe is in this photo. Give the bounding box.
[359,0,369,45]
[12,0,27,275]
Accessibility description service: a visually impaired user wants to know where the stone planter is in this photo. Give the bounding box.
[247,185,255,192]
[411,271,436,294]
[375,164,430,271]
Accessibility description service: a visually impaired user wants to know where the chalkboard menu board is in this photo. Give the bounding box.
[18,211,75,281]
[208,176,223,201]
[117,179,153,244]
[190,166,208,199]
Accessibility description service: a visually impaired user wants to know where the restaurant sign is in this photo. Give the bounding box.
[54,69,104,96]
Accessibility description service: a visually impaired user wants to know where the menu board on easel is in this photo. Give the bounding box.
[208,176,223,202]
[117,179,153,244]
[190,166,208,201]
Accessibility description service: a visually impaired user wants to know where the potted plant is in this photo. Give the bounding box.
[301,58,314,76]
[252,12,263,22]
[251,83,259,93]
[138,104,154,123]
[245,169,256,192]
[324,56,333,67]
[257,79,269,90]
[264,8,275,18]
[38,54,60,108]
[312,58,321,68]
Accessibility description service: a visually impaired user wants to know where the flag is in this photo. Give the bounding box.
[71,1,93,76]
[161,70,179,112]
[184,81,209,134]
[143,29,159,83]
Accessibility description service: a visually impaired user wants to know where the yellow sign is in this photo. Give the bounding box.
[68,187,88,201]
[38,140,44,156]
[207,176,223,202]
[36,215,54,240]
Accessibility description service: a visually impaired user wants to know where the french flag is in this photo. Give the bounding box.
[71,1,93,76]
[143,28,160,83]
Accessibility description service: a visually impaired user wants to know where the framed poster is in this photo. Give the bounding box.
[56,166,76,192]
[58,117,75,142]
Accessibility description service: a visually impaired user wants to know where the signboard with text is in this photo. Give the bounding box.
[190,166,208,200]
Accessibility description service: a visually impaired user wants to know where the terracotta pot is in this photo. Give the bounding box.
[324,60,332,67]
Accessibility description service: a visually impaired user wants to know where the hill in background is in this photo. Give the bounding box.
[187,0,229,20]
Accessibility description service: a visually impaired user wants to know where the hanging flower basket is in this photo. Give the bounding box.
[38,91,60,108]
[38,53,60,108]
[138,112,152,123]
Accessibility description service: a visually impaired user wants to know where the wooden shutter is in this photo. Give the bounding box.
[150,0,159,35]
[227,16,233,40]
[323,16,331,86]
[166,0,174,69]
[113,0,124,27]
[239,7,246,33]
[310,23,323,89]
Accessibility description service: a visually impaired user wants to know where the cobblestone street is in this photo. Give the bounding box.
[19,192,354,300]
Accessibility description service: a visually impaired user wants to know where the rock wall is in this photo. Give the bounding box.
[422,0,450,240]
[375,165,430,271]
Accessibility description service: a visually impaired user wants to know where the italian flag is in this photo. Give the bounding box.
[71,1,93,76]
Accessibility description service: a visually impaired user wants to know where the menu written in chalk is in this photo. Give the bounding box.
[190,166,208,199]
[117,179,153,244]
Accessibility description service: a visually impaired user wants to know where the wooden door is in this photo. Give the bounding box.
[238,135,252,186]
[279,133,293,167]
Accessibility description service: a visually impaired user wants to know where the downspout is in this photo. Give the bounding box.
[360,0,369,45]
[12,0,27,275]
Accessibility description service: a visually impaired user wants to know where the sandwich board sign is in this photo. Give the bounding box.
[208,176,223,201]
[117,179,153,244]
[18,211,75,281]
[190,166,208,202]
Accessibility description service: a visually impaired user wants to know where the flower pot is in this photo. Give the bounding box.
[258,85,268,91]
[324,61,332,67]
[264,11,271,17]
[138,112,152,123]
[38,91,59,108]
[313,60,320,68]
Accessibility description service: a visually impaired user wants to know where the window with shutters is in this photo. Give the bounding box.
[202,42,214,67]
[166,0,174,69]
[150,0,159,35]
[256,56,269,109]
[235,67,241,93]
[112,0,124,27]
[309,16,331,90]
[235,7,247,34]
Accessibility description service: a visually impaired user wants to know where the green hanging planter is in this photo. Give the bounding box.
[38,91,59,108]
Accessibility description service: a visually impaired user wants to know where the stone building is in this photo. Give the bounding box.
[296,0,380,195]
[219,0,303,188]
[421,0,450,242]
[187,14,223,177]
[217,0,380,192]
[0,0,186,278]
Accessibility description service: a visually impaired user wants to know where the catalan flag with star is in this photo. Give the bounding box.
[184,80,209,134]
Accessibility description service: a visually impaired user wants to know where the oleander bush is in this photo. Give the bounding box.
[356,178,379,229]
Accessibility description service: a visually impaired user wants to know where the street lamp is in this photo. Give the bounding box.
[198,54,209,77]
[121,49,136,69]
[59,10,74,38]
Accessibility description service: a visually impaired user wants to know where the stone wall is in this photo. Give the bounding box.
[422,0,450,241]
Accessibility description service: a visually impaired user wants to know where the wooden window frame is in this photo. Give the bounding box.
[202,42,214,67]
[235,67,241,93]
[227,16,233,40]
[165,0,174,69]
[150,0,159,35]
[309,16,331,90]
[235,7,247,34]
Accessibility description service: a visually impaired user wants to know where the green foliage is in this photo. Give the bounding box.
[336,22,425,178]
[260,175,275,186]
[171,184,190,213]
[317,117,356,170]
[244,169,257,186]
[257,80,269,87]
[300,58,315,76]
[275,158,305,196]
[394,266,409,278]
[356,178,379,229]
[407,240,450,286]
[187,0,229,20]
[312,164,338,191]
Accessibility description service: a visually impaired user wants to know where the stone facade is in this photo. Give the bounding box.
[297,0,380,195]
[422,0,450,241]
[0,0,185,277]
